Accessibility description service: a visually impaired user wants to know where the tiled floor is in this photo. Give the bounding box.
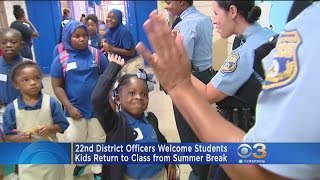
[40,67,192,180]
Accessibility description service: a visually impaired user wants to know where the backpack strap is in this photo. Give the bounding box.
[88,46,101,74]
[58,42,64,54]
[59,46,101,79]
[59,50,69,79]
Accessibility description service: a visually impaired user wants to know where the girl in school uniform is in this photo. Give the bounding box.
[92,53,177,180]
[86,14,103,49]
[51,20,108,179]
[103,9,144,77]
[3,60,69,180]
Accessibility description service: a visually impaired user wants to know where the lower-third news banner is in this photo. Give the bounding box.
[1,142,320,164]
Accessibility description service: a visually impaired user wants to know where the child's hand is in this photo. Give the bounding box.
[21,17,31,24]
[34,126,49,137]
[19,132,31,142]
[167,164,177,180]
[66,106,82,120]
[108,53,125,66]
[103,41,113,52]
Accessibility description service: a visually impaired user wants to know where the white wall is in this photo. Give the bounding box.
[193,1,229,70]
[4,1,28,25]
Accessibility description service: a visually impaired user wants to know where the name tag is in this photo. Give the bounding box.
[66,62,77,72]
[0,74,7,82]
[134,128,143,141]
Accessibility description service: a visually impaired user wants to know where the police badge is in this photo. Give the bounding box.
[263,30,301,90]
[220,53,240,73]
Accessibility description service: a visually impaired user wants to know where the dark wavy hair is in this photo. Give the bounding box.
[114,74,147,94]
[216,1,261,24]
[11,60,42,82]
[86,14,99,24]
[13,5,25,20]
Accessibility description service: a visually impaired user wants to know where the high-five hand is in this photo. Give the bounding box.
[136,10,192,94]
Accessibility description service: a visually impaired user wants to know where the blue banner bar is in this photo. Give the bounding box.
[1,142,320,164]
[0,141,71,164]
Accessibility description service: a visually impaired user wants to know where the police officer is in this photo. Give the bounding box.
[190,2,275,131]
[164,1,215,179]
[189,1,275,178]
[137,0,320,179]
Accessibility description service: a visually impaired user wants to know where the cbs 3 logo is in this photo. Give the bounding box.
[237,143,267,159]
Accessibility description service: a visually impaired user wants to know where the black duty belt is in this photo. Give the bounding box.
[217,106,255,132]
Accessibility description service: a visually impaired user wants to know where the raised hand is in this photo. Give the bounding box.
[136,10,192,94]
[108,53,125,66]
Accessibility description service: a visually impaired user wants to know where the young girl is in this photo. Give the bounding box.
[86,14,102,49]
[103,9,144,77]
[10,5,39,60]
[80,14,87,24]
[51,20,108,179]
[98,23,107,37]
[3,60,69,180]
[92,53,176,180]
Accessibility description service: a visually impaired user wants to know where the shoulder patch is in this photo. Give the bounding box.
[263,30,301,90]
[220,53,240,73]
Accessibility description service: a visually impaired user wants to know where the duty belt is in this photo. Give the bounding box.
[217,106,255,132]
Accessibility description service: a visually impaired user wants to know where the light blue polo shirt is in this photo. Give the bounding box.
[212,23,275,96]
[121,111,164,179]
[175,6,213,72]
[243,2,320,179]
[0,55,22,104]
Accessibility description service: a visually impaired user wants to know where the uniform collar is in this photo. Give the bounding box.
[121,111,148,125]
[17,93,43,109]
[180,6,196,20]
[1,54,23,64]
[242,22,262,41]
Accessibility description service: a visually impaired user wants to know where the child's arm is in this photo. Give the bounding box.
[167,164,177,180]
[92,54,124,132]
[102,29,136,57]
[34,125,61,137]
[49,97,69,133]
[34,96,70,137]
[3,104,31,142]
[51,78,82,120]
[21,17,39,38]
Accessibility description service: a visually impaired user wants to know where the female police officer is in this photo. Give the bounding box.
[190,1,275,125]
[186,1,276,178]
[136,0,320,179]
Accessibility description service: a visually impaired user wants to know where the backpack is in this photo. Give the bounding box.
[57,42,101,79]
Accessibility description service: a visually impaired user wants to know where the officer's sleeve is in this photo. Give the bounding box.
[3,103,17,135]
[50,97,69,132]
[99,51,108,72]
[211,50,254,96]
[261,48,277,73]
[181,28,195,60]
[50,55,63,78]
